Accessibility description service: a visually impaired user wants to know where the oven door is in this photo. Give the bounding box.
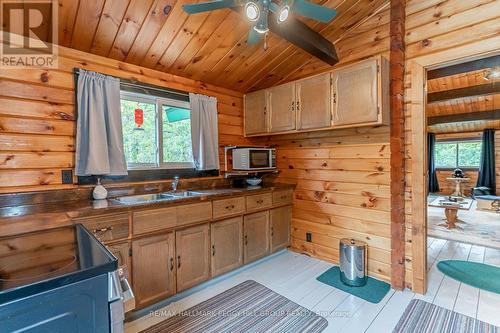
[248,149,272,169]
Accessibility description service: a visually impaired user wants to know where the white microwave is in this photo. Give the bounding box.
[232,148,276,171]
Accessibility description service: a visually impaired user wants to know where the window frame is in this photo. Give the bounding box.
[435,139,482,170]
[120,91,194,171]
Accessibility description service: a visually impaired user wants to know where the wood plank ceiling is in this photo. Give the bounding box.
[52,0,388,93]
[426,60,500,134]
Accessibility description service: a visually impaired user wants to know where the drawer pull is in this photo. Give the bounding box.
[280,195,287,200]
[93,226,113,233]
[170,258,174,271]
[177,255,181,269]
[225,204,235,210]
[256,199,264,204]
[212,245,215,256]
[244,235,248,246]
[271,227,274,237]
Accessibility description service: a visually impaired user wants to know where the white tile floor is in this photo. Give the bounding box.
[126,237,500,333]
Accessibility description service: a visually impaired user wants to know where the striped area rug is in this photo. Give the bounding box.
[394,299,499,333]
[141,280,328,333]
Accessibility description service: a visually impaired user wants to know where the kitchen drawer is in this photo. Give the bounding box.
[76,213,129,242]
[273,190,294,206]
[212,197,246,219]
[246,193,272,212]
[176,202,212,227]
[133,207,177,235]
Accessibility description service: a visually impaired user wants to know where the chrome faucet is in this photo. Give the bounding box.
[171,176,180,192]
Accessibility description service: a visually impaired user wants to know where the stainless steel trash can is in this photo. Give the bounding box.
[339,238,367,287]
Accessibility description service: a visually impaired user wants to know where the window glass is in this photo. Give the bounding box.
[457,141,481,168]
[120,92,194,169]
[162,105,193,163]
[435,141,481,169]
[435,142,457,168]
[120,98,157,167]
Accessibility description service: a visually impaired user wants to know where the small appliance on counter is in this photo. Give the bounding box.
[453,168,464,178]
[0,224,134,333]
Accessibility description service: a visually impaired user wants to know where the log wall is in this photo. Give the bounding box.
[0,35,253,193]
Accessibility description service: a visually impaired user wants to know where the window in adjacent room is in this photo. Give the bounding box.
[435,140,482,169]
[120,91,193,170]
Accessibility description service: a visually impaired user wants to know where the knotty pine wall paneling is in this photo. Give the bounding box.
[0,35,255,193]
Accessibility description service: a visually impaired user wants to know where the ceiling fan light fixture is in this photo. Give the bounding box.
[484,67,500,81]
[277,5,290,23]
[245,2,260,21]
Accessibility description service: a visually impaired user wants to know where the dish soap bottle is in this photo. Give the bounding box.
[93,178,108,200]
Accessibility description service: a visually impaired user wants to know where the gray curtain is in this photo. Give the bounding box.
[476,129,496,194]
[189,93,219,170]
[428,133,440,193]
[75,70,127,176]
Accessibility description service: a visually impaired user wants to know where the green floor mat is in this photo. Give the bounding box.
[316,266,390,304]
[437,260,500,294]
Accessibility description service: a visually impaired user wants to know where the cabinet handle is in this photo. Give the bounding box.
[244,235,248,246]
[333,92,337,104]
[257,199,264,204]
[291,101,294,112]
[212,245,215,256]
[177,255,181,269]
[296,101,300,110]
[93,226,113,234]
[280,195,287,199]
[271,226,274,237]
[170,258,174,271]
[225,204,235,210]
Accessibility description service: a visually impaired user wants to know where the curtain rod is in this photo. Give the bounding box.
[73,68,190,99]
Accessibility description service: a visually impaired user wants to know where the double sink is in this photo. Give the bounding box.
[112,188,247,205]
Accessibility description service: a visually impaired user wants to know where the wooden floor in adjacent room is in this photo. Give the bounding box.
[126,237,500,333]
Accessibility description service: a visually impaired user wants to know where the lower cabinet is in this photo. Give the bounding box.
[244,211,270,264]
[211,217,243,277]
[175,224,210,292]
[270,206,291,252]
[107,241,131,281]
[132,233,175,308]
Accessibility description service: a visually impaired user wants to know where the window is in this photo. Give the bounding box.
[435,140,481,169]
[120,92,193,170]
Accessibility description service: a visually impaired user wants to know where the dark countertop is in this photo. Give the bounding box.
[0,183,295,237]
[0,224,117,305]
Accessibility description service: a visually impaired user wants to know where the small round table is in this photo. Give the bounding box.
[446,177,470,197]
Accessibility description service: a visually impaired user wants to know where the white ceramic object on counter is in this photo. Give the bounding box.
[93,178,108,200]
[246,178,262,186]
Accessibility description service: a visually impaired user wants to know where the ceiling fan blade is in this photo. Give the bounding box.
[247,27,262,45]
[183,0,239,14]
[291,0,337,23]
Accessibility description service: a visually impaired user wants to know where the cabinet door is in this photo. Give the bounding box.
[132,233,175,308]
[175,224,210,292]
[211,217,243,277]
[297,73,332,130]
[332,58,380,126]
[244,90,268,135]
[244,211,270,264]
[107,242,131,281]
[270,206,291,253]
[269,83,296,133]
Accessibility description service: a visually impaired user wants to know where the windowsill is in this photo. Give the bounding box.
[436,168,479,172]
[77,168,219,185]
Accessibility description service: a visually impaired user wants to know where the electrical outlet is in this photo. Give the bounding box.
[61,170,73,184]
[306,232,312,242]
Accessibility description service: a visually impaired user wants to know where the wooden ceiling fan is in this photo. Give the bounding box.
[183,0,339,65]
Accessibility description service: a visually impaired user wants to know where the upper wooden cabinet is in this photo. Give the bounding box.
[175,224,210,292]
[296,73,332,130]
[268,82,296,133]
[332,57,388,127]
[243,56,388,137]
[244,90,268,135]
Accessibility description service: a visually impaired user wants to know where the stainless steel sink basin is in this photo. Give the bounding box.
[168,190,204,198]
[112,193,178,205]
